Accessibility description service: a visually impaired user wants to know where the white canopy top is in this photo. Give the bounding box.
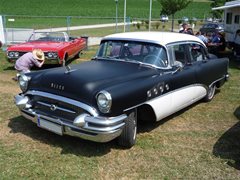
[212,0,240,10]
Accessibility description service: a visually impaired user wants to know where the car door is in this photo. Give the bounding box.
[187,43,228,87]
[166,43,199,113]
[168,43,197,88]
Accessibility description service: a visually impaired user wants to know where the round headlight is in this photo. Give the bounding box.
[96,91,112,113]
[53,52,58,58]
[8,52,15,57]
[14,52,19,58]
[48,52,53,58]
[48,52,58,59]
[18,74,30,92]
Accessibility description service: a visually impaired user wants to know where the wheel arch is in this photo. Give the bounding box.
[137,104,157,122]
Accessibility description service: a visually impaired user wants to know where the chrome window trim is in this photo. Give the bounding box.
[26,90,99,116]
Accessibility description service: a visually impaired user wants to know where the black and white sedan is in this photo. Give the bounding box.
[15,32,229,148]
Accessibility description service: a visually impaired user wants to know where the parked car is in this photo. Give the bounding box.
[7,31,86,65]
[200,23,224,35]
[15,32,229,148]
[160,15,168,22]
[182,16,189,22]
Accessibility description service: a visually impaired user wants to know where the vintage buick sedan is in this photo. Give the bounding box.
[7,31,86,65]
[15,32,229,148]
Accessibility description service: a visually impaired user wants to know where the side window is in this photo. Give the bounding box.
[226,13,232,24]
[167,44,187,67]
[234,15,240,24]
[188,43,207,62]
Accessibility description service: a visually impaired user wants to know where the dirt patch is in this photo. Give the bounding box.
[0,73,21,95]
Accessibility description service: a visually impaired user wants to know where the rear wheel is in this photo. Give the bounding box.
[204,84,216,102]
[117,111,137,148]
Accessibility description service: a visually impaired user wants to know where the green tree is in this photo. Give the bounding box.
[158,0,192,31]
[210,0,225,19]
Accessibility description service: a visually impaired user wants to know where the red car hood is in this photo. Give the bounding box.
[7,41,66,52]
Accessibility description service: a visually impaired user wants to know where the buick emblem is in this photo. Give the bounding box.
[50,83,65,91]
[50,104,57,111]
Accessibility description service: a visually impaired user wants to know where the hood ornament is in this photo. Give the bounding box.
[65,65,71,74]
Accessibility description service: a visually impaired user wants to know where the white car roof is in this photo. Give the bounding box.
[103,31,205,47]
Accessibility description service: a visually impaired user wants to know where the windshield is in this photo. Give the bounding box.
[28,32,67,42]
[96,40,168,68]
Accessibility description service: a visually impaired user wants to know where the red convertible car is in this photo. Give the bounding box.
[7,31,87,65]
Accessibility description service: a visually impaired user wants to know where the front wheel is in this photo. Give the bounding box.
[204,84,216,102]
[117,111,137,148]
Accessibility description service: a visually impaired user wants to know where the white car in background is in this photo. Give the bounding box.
[160,15,168,22]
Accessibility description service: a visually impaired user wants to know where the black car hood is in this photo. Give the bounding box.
[29,60,159,104]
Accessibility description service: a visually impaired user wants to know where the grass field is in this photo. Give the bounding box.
[0,0,212,29]
[0,47,240,179]
[1,0,240,179]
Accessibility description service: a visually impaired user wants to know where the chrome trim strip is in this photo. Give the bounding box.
[26,90,98,116]
[37,101,76,114]
[209,75,226,87]
[85,115,127,126]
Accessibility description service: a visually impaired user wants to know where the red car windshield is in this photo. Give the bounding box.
[28,32,67,42]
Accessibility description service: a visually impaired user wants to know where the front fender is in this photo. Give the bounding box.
[103,74,170,116]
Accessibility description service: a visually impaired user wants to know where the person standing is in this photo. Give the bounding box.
[234,29,240,58]
[14,49,45,73]
[195,31,208,44]
[179,23,188,33]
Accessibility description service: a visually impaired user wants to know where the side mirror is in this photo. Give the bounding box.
[172,64,183,74]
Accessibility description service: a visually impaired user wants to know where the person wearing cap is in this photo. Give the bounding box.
[14,49,45,73]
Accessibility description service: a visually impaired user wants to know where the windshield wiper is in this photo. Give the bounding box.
[129,60,156,69]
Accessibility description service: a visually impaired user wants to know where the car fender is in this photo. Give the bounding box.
[145,84,207,121]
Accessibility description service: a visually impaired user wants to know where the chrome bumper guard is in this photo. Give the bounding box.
[15,94,126,143]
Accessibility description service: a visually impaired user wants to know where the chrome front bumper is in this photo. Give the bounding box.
[15,94,126,143]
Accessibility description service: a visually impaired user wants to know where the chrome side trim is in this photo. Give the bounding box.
[26,90,98,116]
[210,75,226,87]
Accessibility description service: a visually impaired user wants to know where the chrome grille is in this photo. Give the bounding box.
[31,95,87,122]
